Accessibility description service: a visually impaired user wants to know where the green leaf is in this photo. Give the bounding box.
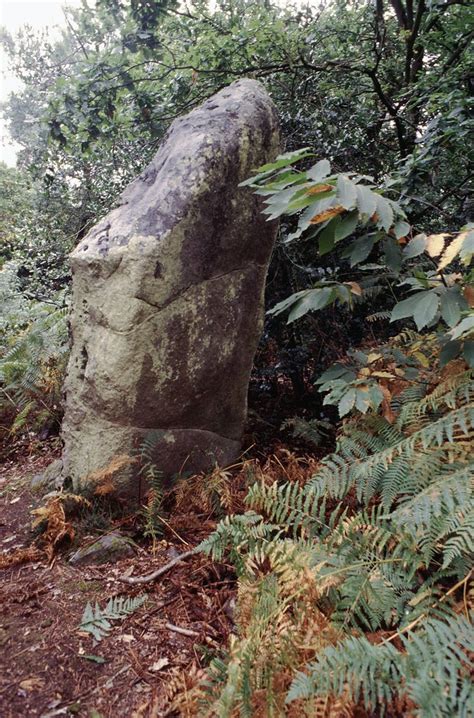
[463,340,474,368]
[403,235,427,259]
[338,388,356,417]
[393,220,411,239]
[240,148,314,186]
[383,238,402,273]
[368,384,384,410]
[79,595,147,642]
[440,288,461,328]
[355,387,371,413]
[337,175,357,210]
[460,229,474,265]
[335,211,359,242]
[315,364,356,385]
[287,287,335,323]
[375,195,394,231]
[346,234,377,266]
[268,290,308,317]
[355,185,377,218]
[318,216,340,255]
[413,292,439,330]
[391,291,439,330]
[439,340,461,366]
[307,159,331,182]
[449,315,474,340]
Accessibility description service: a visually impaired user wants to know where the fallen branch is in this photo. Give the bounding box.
[165,622,199,637]
[118,549,197,585]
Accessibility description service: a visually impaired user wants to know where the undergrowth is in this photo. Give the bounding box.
[185,337,474,717]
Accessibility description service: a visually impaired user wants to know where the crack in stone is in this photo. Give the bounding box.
[69,409,240,442]
[102,263,265,335]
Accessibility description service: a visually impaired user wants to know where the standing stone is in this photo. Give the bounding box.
[61,79,280,498]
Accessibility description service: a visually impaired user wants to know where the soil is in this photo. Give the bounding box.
[0,442,236,718]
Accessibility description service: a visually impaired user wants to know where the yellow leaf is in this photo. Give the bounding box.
[306,183,334,195]
[414,351,430,367]
[438,232,465,271]
[425,233,448,258]
[372,371,395,379]
[309,205,345,224]
[359,367,371,376]
[367,352,382,364]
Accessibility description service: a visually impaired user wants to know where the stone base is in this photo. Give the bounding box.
[62,414,240,501]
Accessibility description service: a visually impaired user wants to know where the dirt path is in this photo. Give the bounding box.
[0,451,234,717]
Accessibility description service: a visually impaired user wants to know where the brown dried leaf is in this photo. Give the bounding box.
[306,183,334,195]
[19,677,44,691]
[309,205,345,224]
[464,285,474,308]
[0,546,43,569]
[85,454,137,496]
[346,281,362,296]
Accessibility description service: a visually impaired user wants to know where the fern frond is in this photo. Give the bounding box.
[79,594,147,642]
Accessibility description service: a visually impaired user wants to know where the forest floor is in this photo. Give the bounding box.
[0,441,237,718]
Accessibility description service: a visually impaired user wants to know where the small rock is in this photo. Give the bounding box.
[32,459,64,492]
[30,474,48,490]
[69,532,137,566]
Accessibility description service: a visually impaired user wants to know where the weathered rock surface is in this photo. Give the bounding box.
[61,79,280,497]
[30,459,64,492]
[69,532,137,565]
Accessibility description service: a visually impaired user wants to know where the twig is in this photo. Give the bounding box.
[382,570,473,645]
[118,549,197,585]
[165,622,199,637]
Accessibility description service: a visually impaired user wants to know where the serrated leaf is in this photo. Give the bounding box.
[449,315,474,340]
[413,292,439,330]
[368,384,384,410]
[463,340,474,368]
[315,364,356,385]
[355,387,371,413]
[307,159,331,182]
[287,287,335,323]
[383,238,402,272]
[375,195,394,231]
[346,234,377,266]
[355,185,377,218]
[425,233,447,258]
[338,388,356,417]
[437,232,464,271]
[318,215,340,255]
[459,229,474,265]
[268,290,308,317]
[439,340,461,366]
[440,289,461,328]
[335,210,359,242]
[391,291,436,329]
[403,234,427,259]
[337,175,357,210]
[240,148,314,186]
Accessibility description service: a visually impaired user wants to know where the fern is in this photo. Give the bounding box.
[79,594,147,642]
[197,354,474,715]
[0,281,69,436]
[288,614,474,717]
